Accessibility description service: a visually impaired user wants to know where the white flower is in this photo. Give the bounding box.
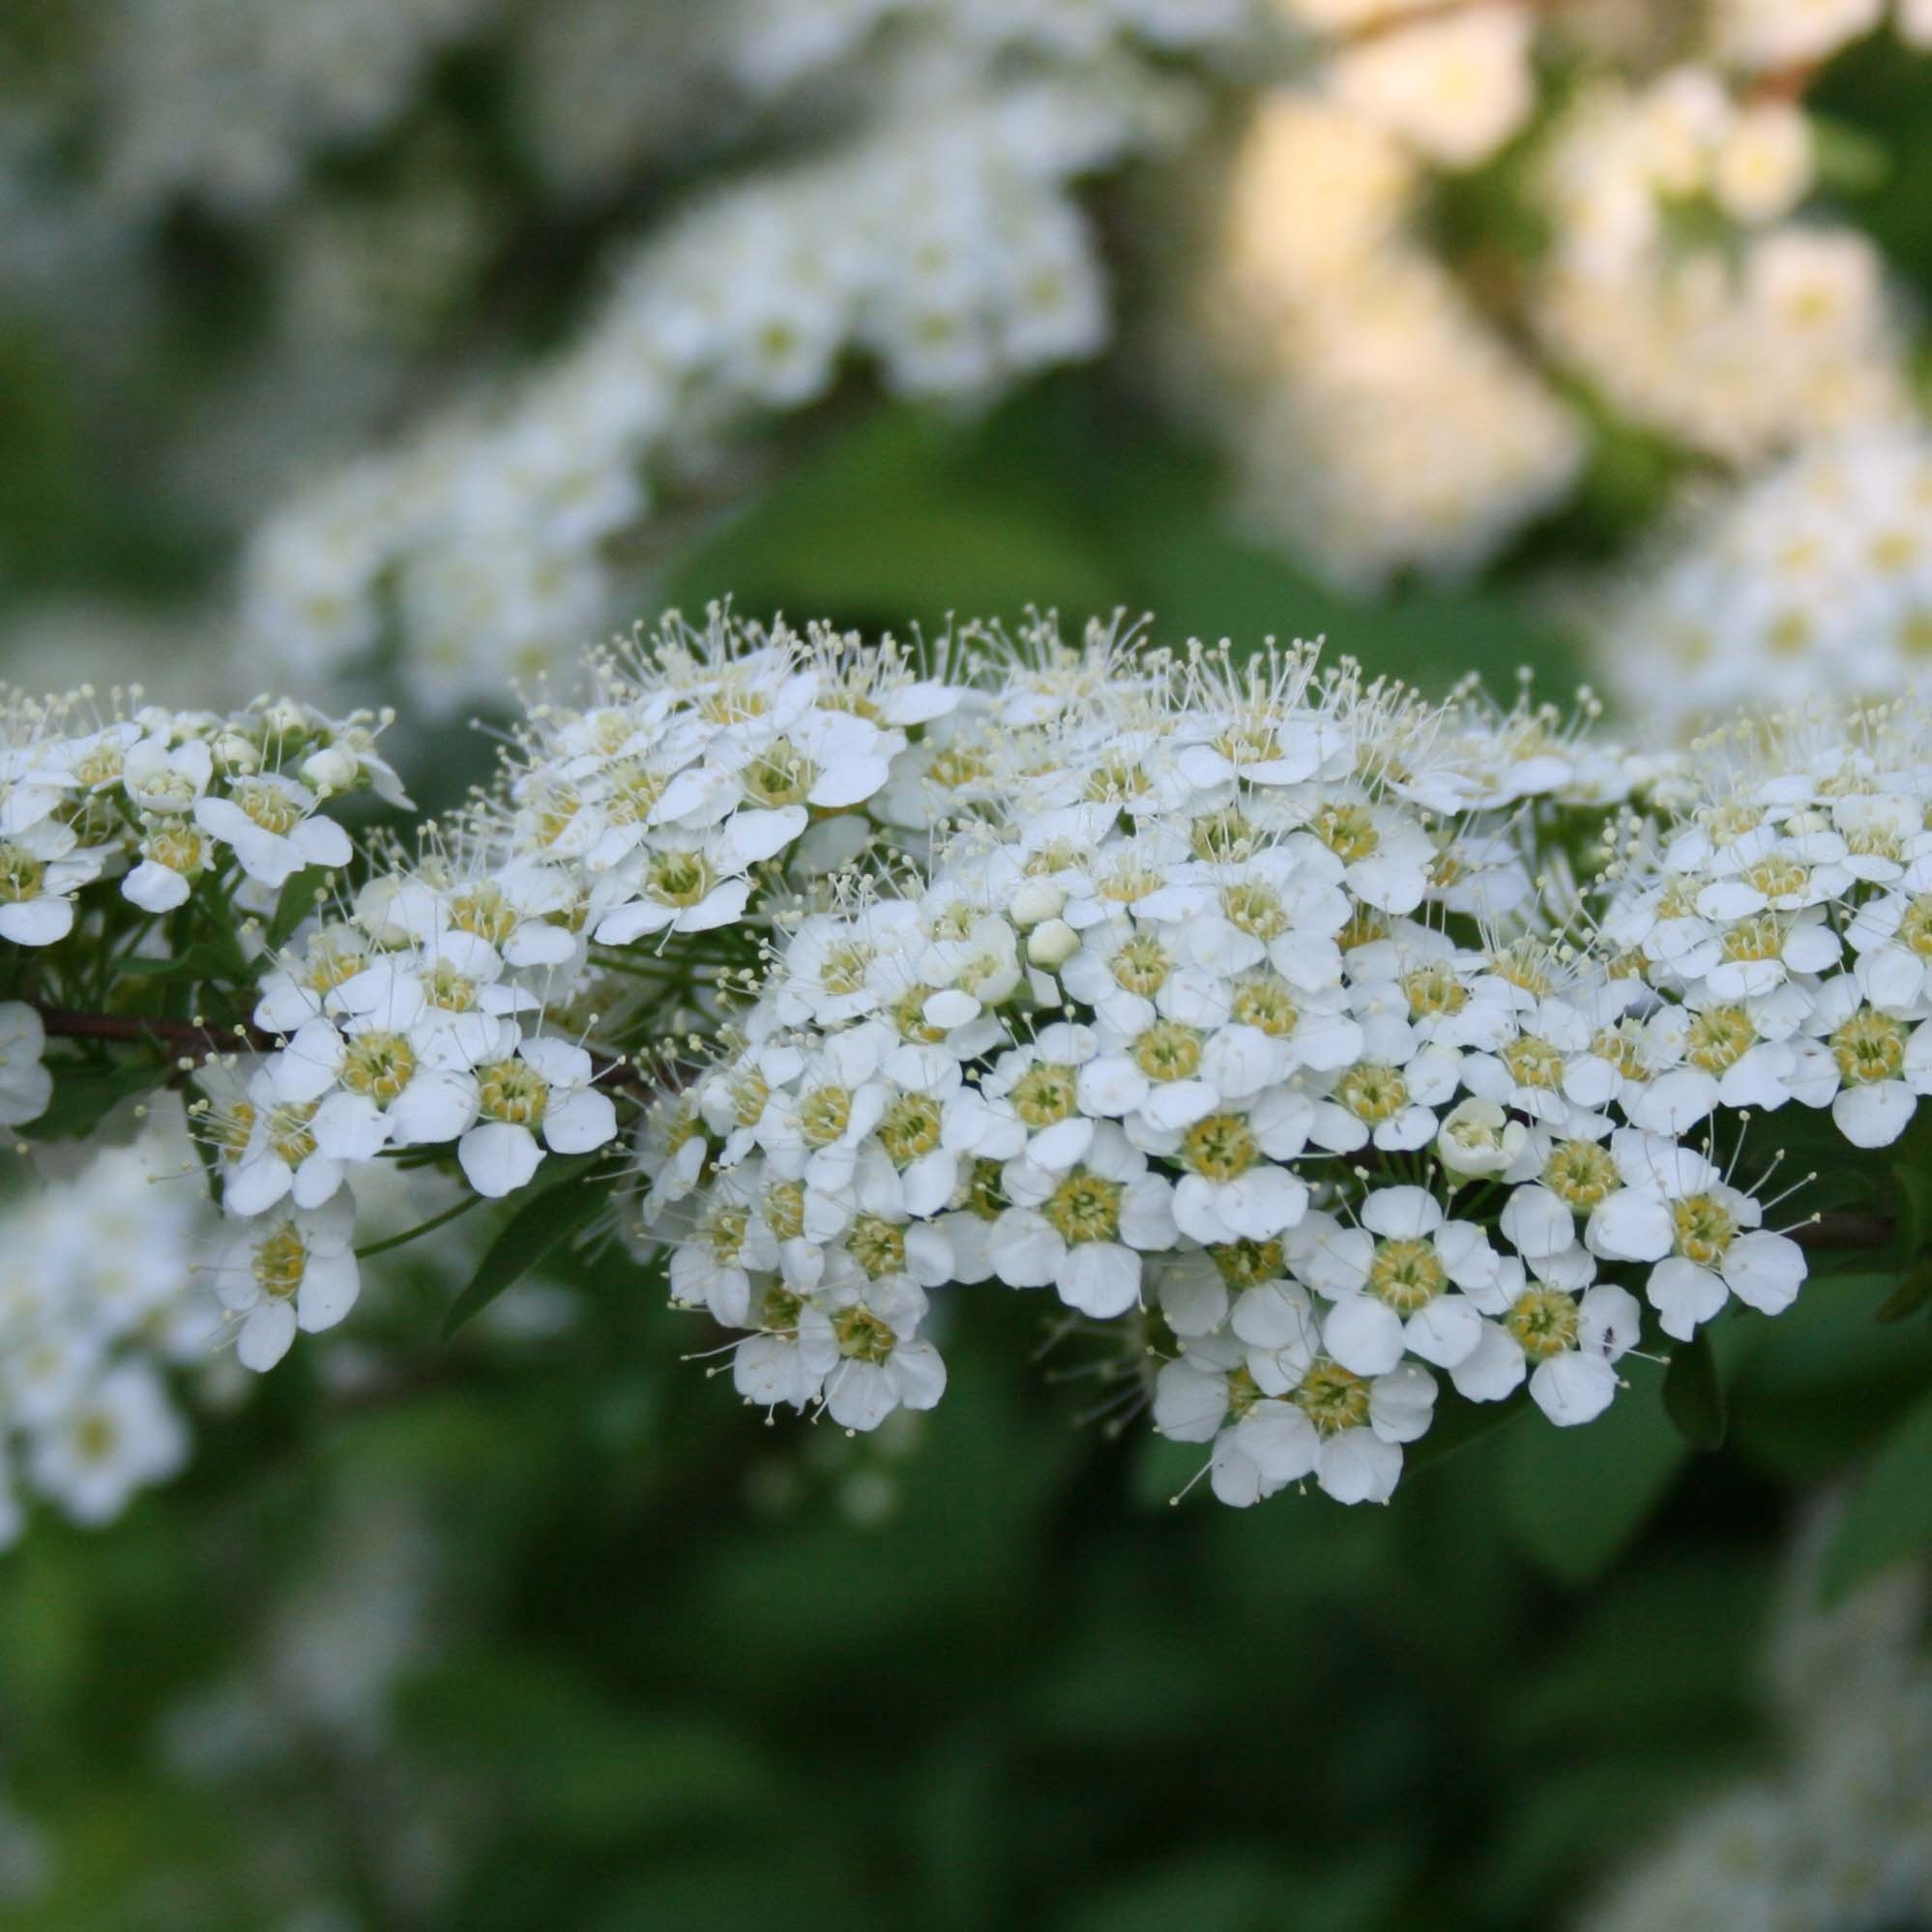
[593,809,804,945]
[1305,1186,1496,1373]
[26,1363,188,1527]
[457,1036,619,1197]
[209,1193,362,1372]
[194,774,353,888]
[221,1072,349,1217]
[797,1272,946,1430]
[277,1016,480,1162]
[987,1123,1176,1317]
[0,1003,51,1128]
[0,820,101,945]
[1435,1097,1525,1177]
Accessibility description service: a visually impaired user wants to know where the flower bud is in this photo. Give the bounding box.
[1009,878,1066,927]
[1026,918,1078,970]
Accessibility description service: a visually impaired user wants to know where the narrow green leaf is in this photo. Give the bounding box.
[1662,1329,1727,1450]
[1503,1387,1687,1587]
[1407,1388,1530,1476]
[267,866,327,951]
[19,1058,165,1141]
[1875,1258,1932,1325]
[117,940,234,983]
[1820,1386,1932,1604]
[442,1162,607,1338]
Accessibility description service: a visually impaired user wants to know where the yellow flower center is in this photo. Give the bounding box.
[848,1214,907,1281]
[1367,1238,1446,1314]
[742,740,818,809]
[1010,1065,1078,1127]
[1543,1139,1619,1208]
[1503,1035,1566,1092]
[877,1093,944,1164]
[1291,1358,1371,1436]
[0,843,46,902]
[1309,804,1379,864]
[1182,1113,1258,1183]
[1686,1006,1755,1073]
[1112,934,1170,998]
[798,1086,853,1148]
[267,1101,319,1166]
[1403,965,1468,1020]
[478,1058,548,1127]
[1210,1238,1286,1288]
[251,1225,308,1300]
[1338,1062,1408,1125]
[1672,1193,1738,1266]
[145,819,207,875]
[1042,1171,1124,1245]
[764,1180,805,1242]
[1190,807,1256,864]
[341,1031,417,1103]
[1830,1009,1907,1086]
[1221,882,1286,940]
[833,1303,898,1362]
[451,884,518,946]
[231,780,302,836]
[1134,1022,1203,1083]
[1230,974,1299,1038]
[1506,1287,1578,1362]
[646,849,714,909]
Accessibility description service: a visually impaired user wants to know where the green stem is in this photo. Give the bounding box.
[354,1191,486,1259]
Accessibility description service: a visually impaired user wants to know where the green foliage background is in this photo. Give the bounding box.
[4,25,1932,1932]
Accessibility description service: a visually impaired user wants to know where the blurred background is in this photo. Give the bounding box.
[3,2,1932,1926]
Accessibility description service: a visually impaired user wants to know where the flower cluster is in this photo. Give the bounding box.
[1198,3,1923,592]
[637,616,1812,1508]
[1204,72,1584,590]
[239,10,1230,715]
[1532,62,1909,465]
[1601,693,1932,1156]
[0,688,398,953]
[1588,424,1932,736]
[0,1100,221,1545]
[1581,1512,1932,1932]
[16,609,1932,1536]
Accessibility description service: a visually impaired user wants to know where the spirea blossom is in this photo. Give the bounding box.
[1589,426,1932,736]
[634,612,1791,1509]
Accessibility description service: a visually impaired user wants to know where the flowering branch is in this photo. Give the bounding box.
[6,607,1932,1545]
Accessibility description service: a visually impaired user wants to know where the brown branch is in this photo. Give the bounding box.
[1795,1212,1896,1252]
[36,1007,277,1062]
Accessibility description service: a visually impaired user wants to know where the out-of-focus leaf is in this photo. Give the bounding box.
[1811,115,1892,194]
[1408,1389,1531,1475]
[1875,1257,1932,1324]
[1819,1385,1932,1604]
[17,1057,163,1141]
[443,1161,608,1336]
[266,865,328,950]
[1502,1386,1686,1586]
[1663,1329,1727,1449]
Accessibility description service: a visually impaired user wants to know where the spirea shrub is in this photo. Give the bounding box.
[2,609,1926,1537]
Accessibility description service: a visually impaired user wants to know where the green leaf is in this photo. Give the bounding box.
[266,865,327,951]
[1820,1385,1932,1603]
[18,1057,165,1141]
[1875,1257,1932,1324]
[1502,1385,1687,1587]
[442,1162,609,1337]
[1662,1329,1727,1450]
[1406,1388,1531,1476]
[116,940,236,983]
[1810,115,1891,195]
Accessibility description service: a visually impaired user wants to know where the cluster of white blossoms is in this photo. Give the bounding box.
[1712,0,1932,70]
[77,0,490,218]
[1205,31,1585,590]
[239,7,1233,717]
[1582,1516,1932,1932]
[0,1100,222,1546]
[633,614,1824,1508]
[1531,61,1909,466]
[16,607,1932,1531]
[1601,693,1932,1159]
[0,688,399,952]
[1198,1,1925,592]
[1589,424,1932,736]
